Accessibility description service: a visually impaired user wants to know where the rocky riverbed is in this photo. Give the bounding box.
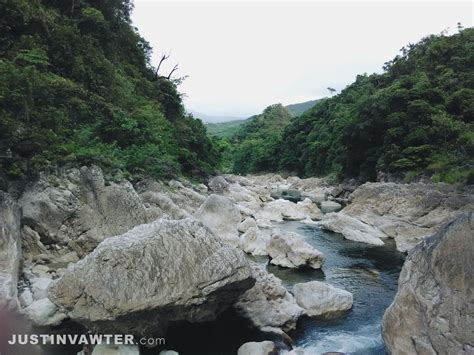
[0,167,473,354]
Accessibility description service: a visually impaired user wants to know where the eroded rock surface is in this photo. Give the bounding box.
[320,213,386,245]
[343,182,474,252]
[293,281,353,317]
[267,230,325,269]
[195,194,242,246]
[382,212,474,355]
[49,219,254,336]
[235,262,303,333]
[19,166,148,255]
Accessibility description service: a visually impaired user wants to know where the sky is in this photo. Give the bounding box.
[132,0,473,119]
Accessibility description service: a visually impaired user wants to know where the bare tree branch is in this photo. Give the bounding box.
[167,64,179,79]
[155,53,170,78]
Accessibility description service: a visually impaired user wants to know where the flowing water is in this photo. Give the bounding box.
[273,221,406,355]
[42,221,405,355]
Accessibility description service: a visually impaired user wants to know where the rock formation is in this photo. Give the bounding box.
[382,213,474,354]
[49,219,254,336]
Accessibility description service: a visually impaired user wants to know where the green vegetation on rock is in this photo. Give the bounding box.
[0,0,219,181]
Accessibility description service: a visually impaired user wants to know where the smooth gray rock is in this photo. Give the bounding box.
[320,212,386,246]
[382,212,474,355]
[0,192,21,307]
[293,281,353,317]
[237,341,276,355]
[195,194,242,246]
[320,201,342,213]
[235,262,303,333]
[49,219,254,336]
[267,230,325,269]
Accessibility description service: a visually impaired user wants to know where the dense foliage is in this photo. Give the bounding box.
[227,28,474,184]
[230,104,292,174]
[205,100,321,140]
[279,28,474,183]
[0,0,219,181]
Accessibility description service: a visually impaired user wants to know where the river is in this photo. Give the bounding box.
[42,221,404,355]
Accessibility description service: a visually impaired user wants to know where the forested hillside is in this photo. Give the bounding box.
[279,28,473,183]
[226,28,473,184]
[231,104,292,174]
[205,99,321,139]
[0,0,219,182]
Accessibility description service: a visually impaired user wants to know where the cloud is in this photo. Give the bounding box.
[132,0,473,117]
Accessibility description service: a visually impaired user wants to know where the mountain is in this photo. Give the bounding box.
[285,99,323,116]
[191,112,247,124]
[0,0,219,181]
[205,99,323,138]
[278,28,474,184]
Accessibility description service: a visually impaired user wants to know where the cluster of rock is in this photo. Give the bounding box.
[321,182,474,251]
[0,168,352,354]
[1,166,472,354]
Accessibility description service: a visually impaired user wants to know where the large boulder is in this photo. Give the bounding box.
[235,262,303,333]
[49,219,254,336]
[237,341,277,355]
[382,212,474,355]
[256,200,306,224]
[343,182,474,252]
[320,213,386,246]
[292,281,353,317]
[195,194,242,246]
[208,176,230,194]
[19,166,148,255]
[0,192,21,307]
[267,230,325,269]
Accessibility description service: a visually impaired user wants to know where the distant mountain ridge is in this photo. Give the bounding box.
[204,99,322,138]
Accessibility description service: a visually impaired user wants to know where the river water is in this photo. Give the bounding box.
[41,221,404,355]
[273,221,405,355]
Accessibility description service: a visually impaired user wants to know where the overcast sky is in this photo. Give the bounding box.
[132,0,473,118]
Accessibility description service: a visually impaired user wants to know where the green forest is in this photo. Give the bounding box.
[0,0,472,185]
[0,0,219,182]
[227,27,474,184]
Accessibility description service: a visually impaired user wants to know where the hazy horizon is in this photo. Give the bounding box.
[132,0,473,118]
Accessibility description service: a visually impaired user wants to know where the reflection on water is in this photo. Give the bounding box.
[272,221,405,355]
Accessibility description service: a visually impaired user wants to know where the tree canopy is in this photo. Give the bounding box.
[0,0,219,181]
[225,28,474,184]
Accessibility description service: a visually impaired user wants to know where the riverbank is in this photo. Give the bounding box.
[0,168,472,354]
